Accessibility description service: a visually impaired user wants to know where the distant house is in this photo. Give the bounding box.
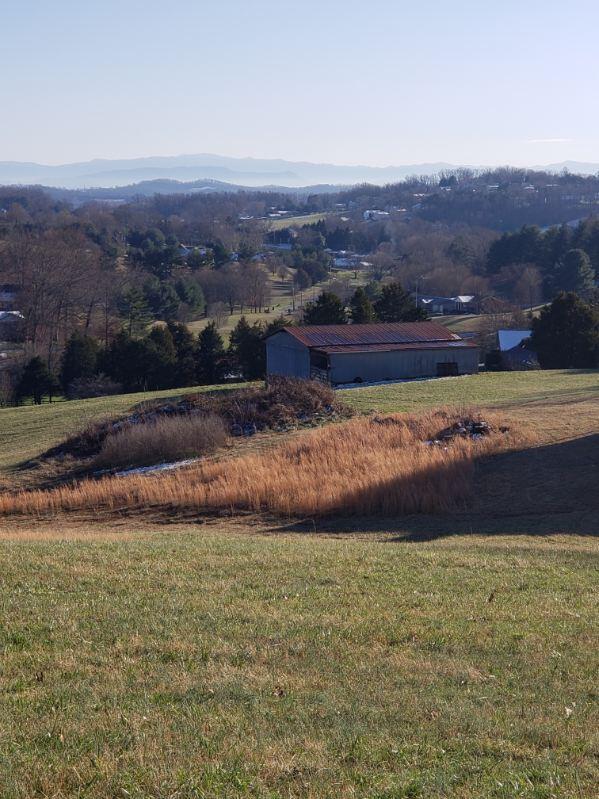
[497,329,538,370]
[0,311,25,342]
[363,210,390,222]
[330,250,362,269]
[416,295,476,315]
[266,322,479,385]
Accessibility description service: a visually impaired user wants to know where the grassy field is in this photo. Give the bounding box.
[341,369,599,414]
[268,212,329,230]
[188,269,365,339]
[0,524,596,798]
[1,369,597,796]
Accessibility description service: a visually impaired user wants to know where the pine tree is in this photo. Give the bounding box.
[349,287,375,323]
[118,286,153,335]
[530,292,599,368]
[195,322,226,384]
[374,282,427,322]
[553,249,596,297]
[59,331,99,393]
[103,331,156,393]
[147,326,177,389]
[167,321,197,388]
[16,357,57,405]
[303,292,347,325]
[230,316,266,379]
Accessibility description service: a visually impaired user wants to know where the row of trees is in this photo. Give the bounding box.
[303,282,426,325]
[14,316,288,404]
[486,221,599,298]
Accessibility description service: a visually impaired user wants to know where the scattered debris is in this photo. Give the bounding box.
[426,417,508,446]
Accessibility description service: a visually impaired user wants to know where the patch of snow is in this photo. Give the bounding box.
[335,374,475,390]
[115,458,199,477]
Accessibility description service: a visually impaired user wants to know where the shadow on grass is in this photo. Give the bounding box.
[267,434,599,540]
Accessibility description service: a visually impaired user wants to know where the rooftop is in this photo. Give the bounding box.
[278,322,461,349]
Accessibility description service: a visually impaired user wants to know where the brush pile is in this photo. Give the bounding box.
[39,378,352,463]
[428,416,509,446]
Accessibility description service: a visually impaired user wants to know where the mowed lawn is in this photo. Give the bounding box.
[340,369,599,414]
[0,524,596,798]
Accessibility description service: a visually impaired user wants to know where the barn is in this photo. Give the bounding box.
[266,322,479,385]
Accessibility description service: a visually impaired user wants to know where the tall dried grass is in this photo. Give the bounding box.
[0,409,533,518]
[94,413,227,469]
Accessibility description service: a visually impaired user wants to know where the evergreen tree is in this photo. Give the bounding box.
[349,287,375,323]
[229,316,266,379]
[167,321,197,388]
[117,286,153,335]
[143,278,181,321]
[553,249,596,297]
[16,357,58,405]
[195,322,226,384]
[147,325,177,389]
[103,331,156,392]
[59,331,99,393]
[374,282,427,322]
[303,291,347,325]
[174,276,205,318]
[530,292,599,368]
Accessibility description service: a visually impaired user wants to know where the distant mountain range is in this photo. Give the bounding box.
[0,154,597,195]
[0,154,462,189]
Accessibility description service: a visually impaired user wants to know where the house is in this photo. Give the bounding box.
[416,295,476,315]
[266,322,479,385]
[497,329,538,370]
[0,311,25,342]
[363,210,390,222]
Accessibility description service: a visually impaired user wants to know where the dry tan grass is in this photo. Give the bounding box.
[94,413,227,469]
[0,409,533,519]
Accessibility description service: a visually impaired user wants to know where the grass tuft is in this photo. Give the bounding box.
[94,413,227,469]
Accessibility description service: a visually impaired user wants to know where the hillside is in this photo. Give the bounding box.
[1,370,597,796]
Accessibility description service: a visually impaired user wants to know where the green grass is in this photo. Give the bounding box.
[339,369,599,414]
[0,526,596,798]
[0,384,246,472]
[268,212,329,230]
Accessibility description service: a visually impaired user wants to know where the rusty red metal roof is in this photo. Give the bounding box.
[279,322,460,348]
[312,340,477,354]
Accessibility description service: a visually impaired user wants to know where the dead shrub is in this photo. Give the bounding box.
[94,414,227,470]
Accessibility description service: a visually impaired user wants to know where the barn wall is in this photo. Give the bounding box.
[266,331,311,378]
[328,347,479,384]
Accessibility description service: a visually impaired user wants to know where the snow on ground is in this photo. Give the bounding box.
[114,458,199,477]
[335,374,475,390]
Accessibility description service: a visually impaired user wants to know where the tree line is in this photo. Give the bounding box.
[13,317,287,405]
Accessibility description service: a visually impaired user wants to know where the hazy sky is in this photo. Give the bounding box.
[2,0,598,166]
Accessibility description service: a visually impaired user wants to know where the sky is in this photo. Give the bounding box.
[1,0,598,167]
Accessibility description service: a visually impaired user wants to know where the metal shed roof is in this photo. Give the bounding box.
[279,322,459,348]
[312,340,477,355]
